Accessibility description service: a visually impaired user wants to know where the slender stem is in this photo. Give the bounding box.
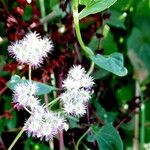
[75,128,91,150]
[51,73,57,98]
[40,11,56,24]
[49,72,57,150]
[72,23,82,62]
[116,109,136,129]
[133,112,139,150]
[133,81,140,150]
[140,93,145,150]
[0,86,7,95]
[59,131,64,150]
[8,128,24,150]
[44,97,60,109]
[28,65,32,81]
[49,140,54,150]
[24,107,32,114]
[87,62,95,75]
[39,0,47,32]
[72,0,94,57]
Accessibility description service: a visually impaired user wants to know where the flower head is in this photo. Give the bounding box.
[13,81,39,109]
[62,65,94,90]
[8,31,53,68]
[24,106,68,141]
[61,65,94,117]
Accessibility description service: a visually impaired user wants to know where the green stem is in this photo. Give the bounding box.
[51,73,57,98]
[44,97,60,108]
[28,65,32,81]
[140,93,145,150]
[8,128,24,150]
[87,62,95,75]
[72,0,94,57]
[75,128,91,150]
[39,0,47,32]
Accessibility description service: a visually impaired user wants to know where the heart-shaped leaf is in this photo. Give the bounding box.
[92,124,123,150]
[7,75,57,95]
[90,53,127,76]
[79,0,117,19]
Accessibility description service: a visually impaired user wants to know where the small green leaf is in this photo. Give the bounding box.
[92,124,123,150]
[7,75,56,95]
[90,53,127,76]
[79,0,117,19]
[22,5,32,21]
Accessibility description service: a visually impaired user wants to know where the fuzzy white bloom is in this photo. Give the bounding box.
[8,32,53,68]
[24,106,68,141]
[13,82,39,109]
[61,65,94,117]
[62,65,94,90]
[61,89,89,116]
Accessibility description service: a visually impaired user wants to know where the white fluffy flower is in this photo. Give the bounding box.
[62,65,94,90]
[13,82,39,109]
[8,32,53,68]
[24,106,68,141]
[61,89,89,116]
[63,100,87,117]
[61,65,94,117]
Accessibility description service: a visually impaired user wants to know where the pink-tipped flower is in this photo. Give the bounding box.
[8,31,53,68]
[24,106,68,141]
[61,65,94,117]
[12,82,39,110]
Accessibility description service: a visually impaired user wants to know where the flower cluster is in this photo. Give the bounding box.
[8,32,53,68]
[61,65,94,117]
[9,31,95,142]
[12,82,68,140]
[12,82,39,110]
[24,106,68,141]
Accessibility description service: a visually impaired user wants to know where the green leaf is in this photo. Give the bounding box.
[92,124,123,150]
[88,35,99,52]
[50,0,59,9]
[68,116,80,129]
[106,10,126,29]
[7,75,56,95]
[115,83,135,105]
[102,25,118,55]
[79,0,117,19]
[127,27,150,81]
[92,100,117,124]
[93,68,110,80]
[22,5,32,21]
[90,53,128,76]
